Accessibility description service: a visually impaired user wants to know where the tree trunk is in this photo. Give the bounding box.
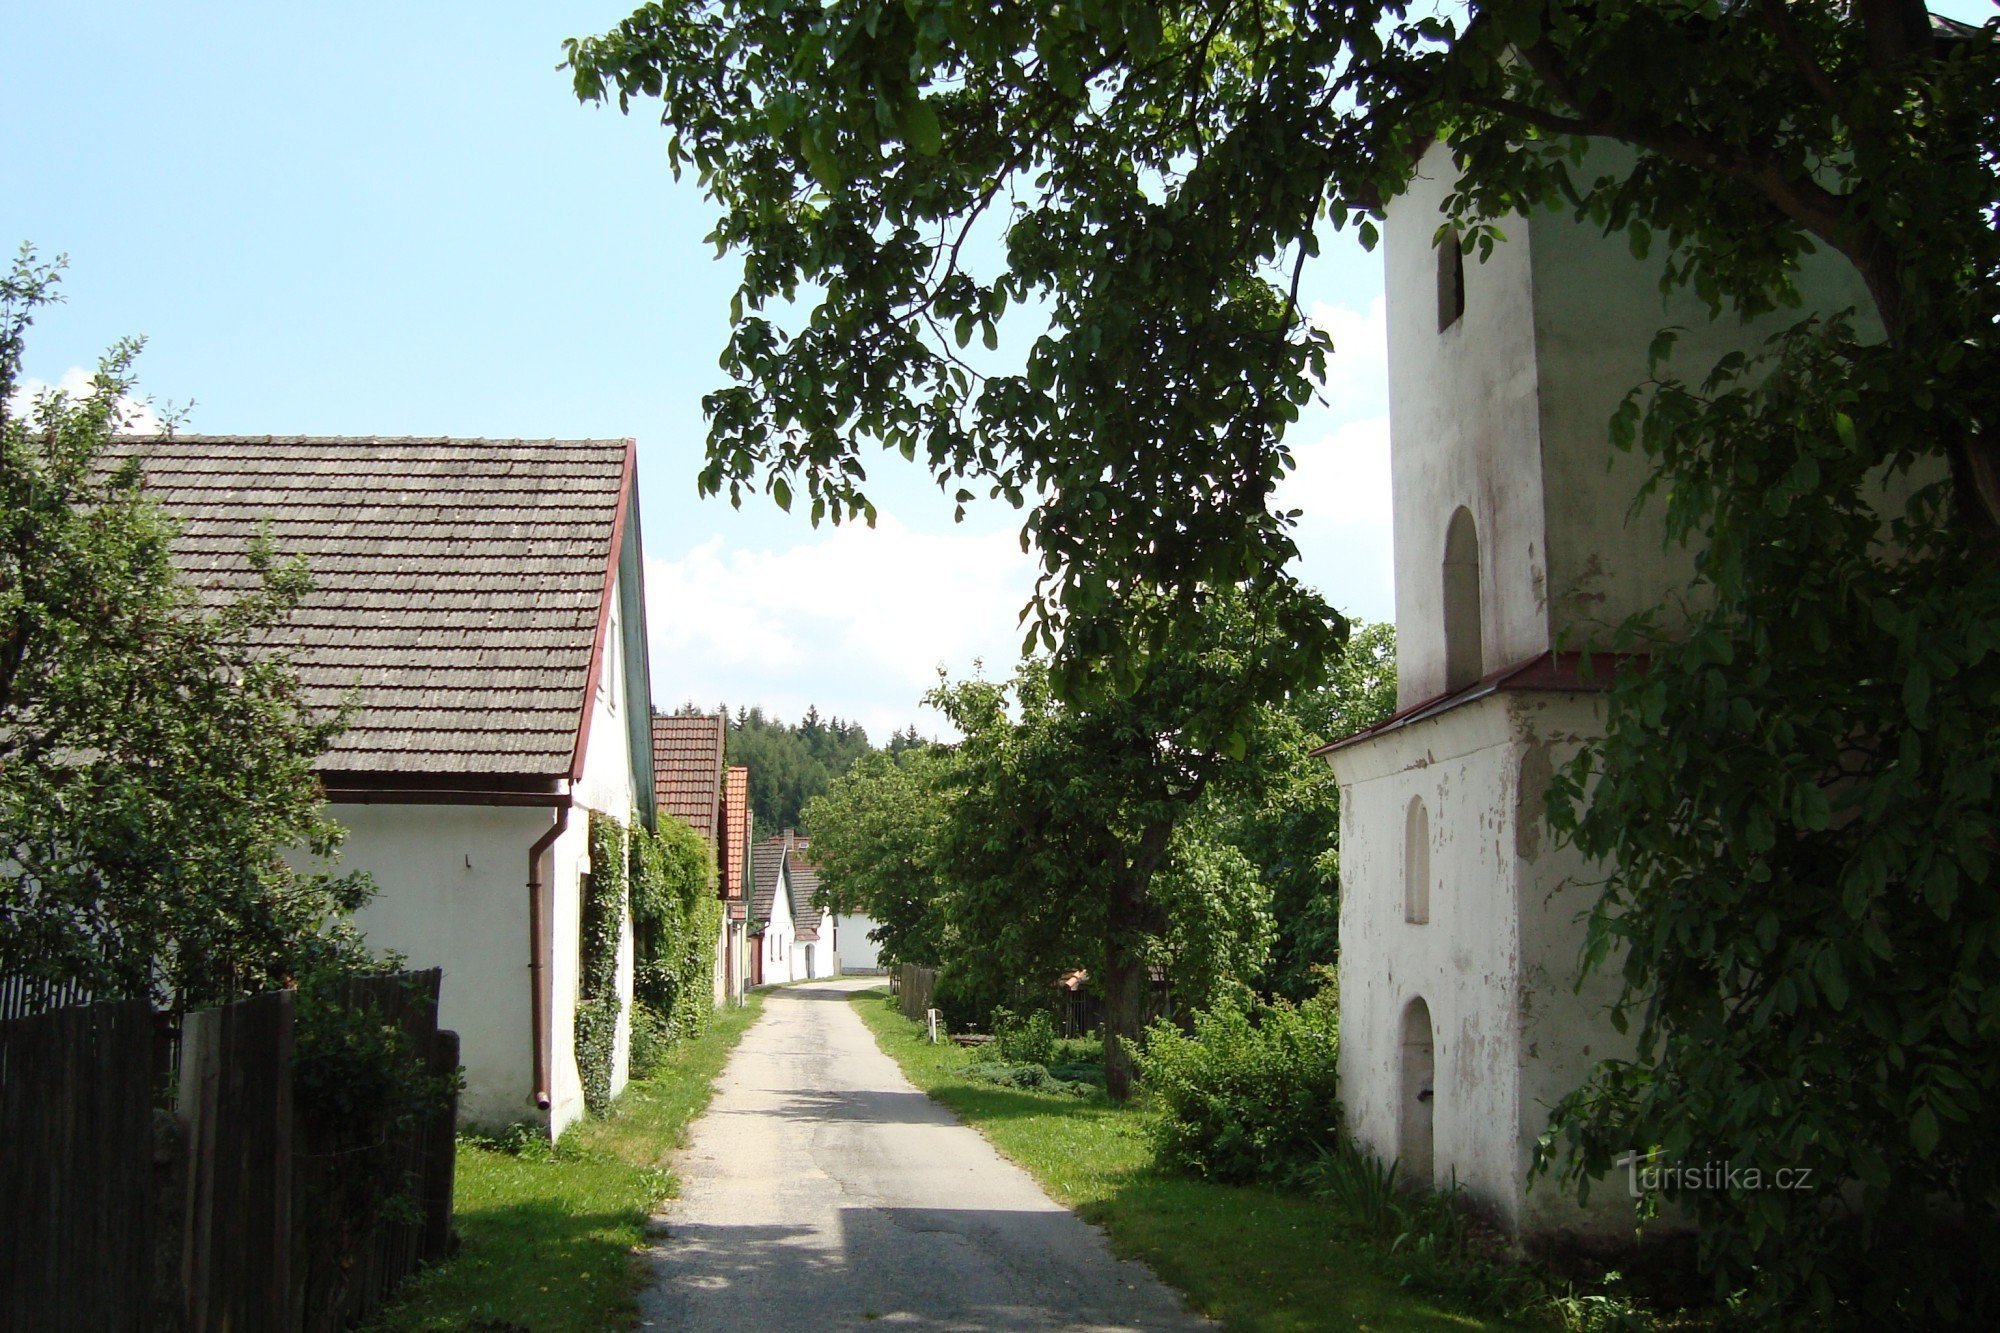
[1101,821,1175,1103]
[1102,940,1149,1103]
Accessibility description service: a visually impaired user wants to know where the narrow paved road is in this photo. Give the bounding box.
[637,977,1210,1331]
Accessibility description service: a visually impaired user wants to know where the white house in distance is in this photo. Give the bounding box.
[136,435,656,1137]
[748,830,845,984]
[1317,143,1875,1236]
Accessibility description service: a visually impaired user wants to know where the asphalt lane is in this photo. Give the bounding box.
[637,977,1211,1331]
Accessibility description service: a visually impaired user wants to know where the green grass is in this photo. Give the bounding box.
[370,995,765,1332]
[852,986,1544,1333]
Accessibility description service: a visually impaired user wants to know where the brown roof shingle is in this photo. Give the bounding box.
[652,713,725,853]
[789,844,823,941]
[121,435,632,780]
[750,835,787,928]
[723,766,750,901]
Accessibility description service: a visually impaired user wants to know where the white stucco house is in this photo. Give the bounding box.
[748,830,844,984]
[1317,143,1875,1236]
[137,435,656,1138]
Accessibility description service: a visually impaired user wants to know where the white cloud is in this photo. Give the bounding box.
[643,514,1039,741]
[1280,414,1397,625]
[1308,295,1389,419]
[7,365,168,434]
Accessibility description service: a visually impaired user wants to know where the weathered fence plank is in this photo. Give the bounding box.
[0,999,158,1333]
[180,990,295,1333]
[899,964,938,1022]
[421,1028,461,1263]
[4,972,453,1332]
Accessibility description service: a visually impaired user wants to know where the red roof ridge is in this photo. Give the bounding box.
[1312,650,1643,758]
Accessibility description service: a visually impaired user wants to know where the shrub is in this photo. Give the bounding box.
[991,1007,1058,1065]
[1135,980,1340,1183]
[627,1001,670,1079]
[962,1061,1094,1097]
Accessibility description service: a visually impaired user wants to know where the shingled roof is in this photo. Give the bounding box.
[789,841,824,943]
[723,765,749,902]
[120,435,636,784]
[652,713,725,854]
[750,835,787,929]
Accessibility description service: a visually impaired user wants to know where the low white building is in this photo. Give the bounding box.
[749,830,842,984]
[1319,143,1874,1236]
[832,910,885,974]
[142,435,657,1137]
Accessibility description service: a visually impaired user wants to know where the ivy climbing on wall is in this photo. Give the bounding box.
[576,811,627,1117]
[574,809,725,1112]
[630,813,722,1063]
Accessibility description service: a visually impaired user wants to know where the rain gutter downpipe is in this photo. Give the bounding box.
[528,798,571,1112]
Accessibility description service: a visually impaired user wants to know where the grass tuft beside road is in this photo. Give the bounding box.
[370,994,764,1333]
[851,985,1540,1333]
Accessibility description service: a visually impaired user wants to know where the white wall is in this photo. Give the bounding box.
[760,870,798,984]
[833,911,885,972]
[1327,693,1632,1235]
[336,802,549,1129]
[1386,143,1551,707]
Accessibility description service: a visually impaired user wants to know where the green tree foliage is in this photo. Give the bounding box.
[923,585,1305,1101]
[570,3,1999,1317]
[1,249,373,1010]
[565,0,1346,732]
[800,744,955,968]
[1213,621,1395,1000]
[720,703,875,834]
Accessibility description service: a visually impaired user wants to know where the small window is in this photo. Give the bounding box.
[1404,797,1431,925]
[1442,507,1483,691]
[1437,226,1465,332]
[603,609,622,714]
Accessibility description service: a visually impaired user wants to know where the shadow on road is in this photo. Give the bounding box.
[648,1207,1204,1330]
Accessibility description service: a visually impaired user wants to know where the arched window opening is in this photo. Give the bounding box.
[1404,798,1431,925]
[1400,997,1437,1191]
[1437,226,1465,332]
[1443,507,1483,691]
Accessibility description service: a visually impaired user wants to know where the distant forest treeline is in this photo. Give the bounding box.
[672,703,924,837]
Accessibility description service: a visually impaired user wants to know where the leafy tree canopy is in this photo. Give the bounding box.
[1,249,374,1010]
[573,1,1999,1319]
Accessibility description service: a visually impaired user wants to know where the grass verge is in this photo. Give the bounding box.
[851,985,1544,1333]
[370,994,765,1332]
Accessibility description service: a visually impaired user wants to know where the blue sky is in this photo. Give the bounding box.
[8,3,1403,737]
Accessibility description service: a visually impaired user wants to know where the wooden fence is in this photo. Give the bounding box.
[898,963,939,1022]
[0,972,457,1332]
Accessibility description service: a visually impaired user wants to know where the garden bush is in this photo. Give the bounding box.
[1135,979,1340,1183]
[961,1061,1094,1097]
[991,1007,1058,1065]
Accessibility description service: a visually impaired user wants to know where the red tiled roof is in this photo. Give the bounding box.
[122,435,634,780]
[723,766,750,901]
[652,713,725,851]
[1312,651,1636,758]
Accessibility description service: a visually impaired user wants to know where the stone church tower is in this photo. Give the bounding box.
[1318,140,1870,1236]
